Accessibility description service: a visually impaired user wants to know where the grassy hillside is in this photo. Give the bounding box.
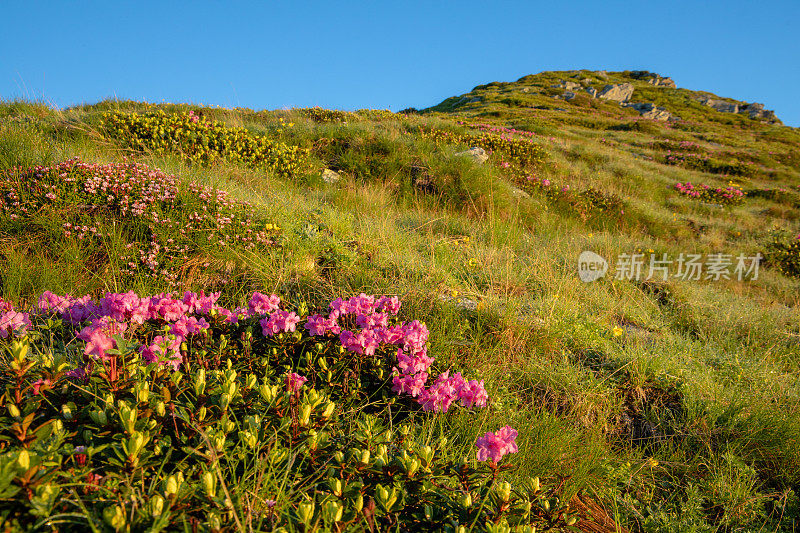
[1,69,799,531]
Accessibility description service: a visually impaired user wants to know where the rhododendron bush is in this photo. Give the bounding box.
[0,291,577,531]
[0,159,280,286]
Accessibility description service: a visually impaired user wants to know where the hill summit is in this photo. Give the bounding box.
[425,69,782,125]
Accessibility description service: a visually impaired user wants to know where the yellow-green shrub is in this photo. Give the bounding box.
[102,110,308,177]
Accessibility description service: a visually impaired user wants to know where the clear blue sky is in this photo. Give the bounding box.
[2,1,799,126]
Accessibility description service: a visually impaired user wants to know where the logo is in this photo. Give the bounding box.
[578,251,608,282]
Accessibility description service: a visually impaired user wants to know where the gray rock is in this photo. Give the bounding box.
[585,87,598,98]
[624,102,673,121]
[563,91,577,100]
[455,147,489,164]
[510,186,530,199]
[564,81,581,91]
[596,70,608,79]
[321,169,340,183]
[456,95,482,105]
[702,98,739,113]
[598,83,634,102]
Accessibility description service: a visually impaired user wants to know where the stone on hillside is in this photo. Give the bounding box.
[740,103,780,122]
[510,186,530,199]
[657,77,676,88]
[520,87,530,93]
[564,81,581,91]
[623,102,674,121]
[321,169,340,183]
[455,147,489,164]
[596,71,608,79]
[564,91,577,100]
[702,98,739,113]
[598,83,634,102]
[585,87,598,98]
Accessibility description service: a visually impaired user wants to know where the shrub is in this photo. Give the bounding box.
[765,231,800,278]
[674,182,745,205]
[0,159,279,287]
[663,152,749,177]
[102,110,308,177]
[418,127,547,168]
[0,291,577,531]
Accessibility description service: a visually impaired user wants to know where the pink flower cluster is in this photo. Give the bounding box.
[417,371,489,413]
[475,426,519,464]
[674,182,744,202]
[7,290,489,415]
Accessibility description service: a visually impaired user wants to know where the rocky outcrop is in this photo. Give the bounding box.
[700,97,781,123]
[648,76,676,88]
[585,87,598,98]
[598,83,634,102]
[551,80,581,91]
[701,98,739,113]
[623,102,674,121]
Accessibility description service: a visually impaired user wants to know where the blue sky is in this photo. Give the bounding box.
[2,1,799,126]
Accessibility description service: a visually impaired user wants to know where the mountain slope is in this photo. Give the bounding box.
[1,71,799,530]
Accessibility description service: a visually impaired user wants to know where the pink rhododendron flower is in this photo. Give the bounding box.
[376,296,401,315]
[100,291,149,324]
[170,316,210,337]
[260,310,301,336]
[148,294,189,322]
[475,426,518,463]
[458,379,489,409]
[286,372,307,393]
[391,371,428,397]
[31,378,51,395]
[304,313,341,336]
[248,292,281,315]
[37,291,72,313]
[0,310,31,339]
[417,371,465,413]
[356,312,388,329]
[182,291,221,314]
[339,329,381,356]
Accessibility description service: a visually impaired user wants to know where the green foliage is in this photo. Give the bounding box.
[0,303,573,531]
[765,231,800,278]
[0,159,280,289]
[418,127,548,168]
[102,110,309,177]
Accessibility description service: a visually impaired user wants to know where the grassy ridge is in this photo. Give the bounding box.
[1,70,800,531]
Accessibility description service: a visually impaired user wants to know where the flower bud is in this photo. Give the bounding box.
[150,495,165,517]
[103,505,126,530]
[297,500,314,524]
[299,404,312,426]
[198,406,207,421]
[461,492,472,508]
[321,402,335,419]
[156,401,166,417]
[360,448,371,465]
[8,404,20,418]
[202,471,216,498]
[17,450,30,471]
[495,481,512,502]
[165,475,179,497]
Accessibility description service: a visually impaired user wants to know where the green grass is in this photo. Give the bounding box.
[1,72,800,531]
